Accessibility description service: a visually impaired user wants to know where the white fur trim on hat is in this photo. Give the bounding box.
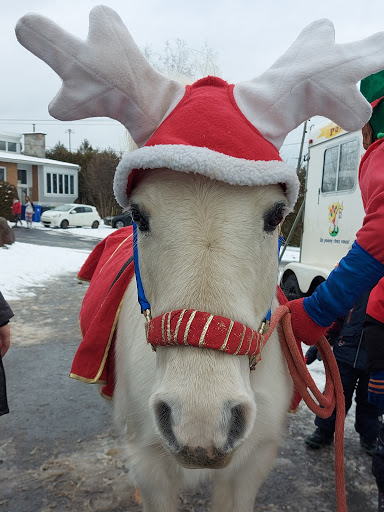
[114,145,299,213]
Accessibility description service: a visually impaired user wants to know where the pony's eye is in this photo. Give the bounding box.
[263,203,285,233]
[130,204,150,232]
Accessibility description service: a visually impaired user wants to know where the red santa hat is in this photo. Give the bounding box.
[114,75,298,209]
[15,6,384,213]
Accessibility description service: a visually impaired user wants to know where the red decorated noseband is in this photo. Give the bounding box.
[147,309,266,360]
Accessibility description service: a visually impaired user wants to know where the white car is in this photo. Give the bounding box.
[41,204,101,229]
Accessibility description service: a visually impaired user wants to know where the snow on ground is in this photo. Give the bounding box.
[32,219,113,239]
[1,242,89,301]
[280,244,300,263]
[1,221,114,301]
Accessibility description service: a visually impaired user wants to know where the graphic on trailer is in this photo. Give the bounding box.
[328,202,343,237]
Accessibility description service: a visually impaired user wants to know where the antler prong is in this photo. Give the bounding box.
[234,19,384,149]
[15,5,184,147]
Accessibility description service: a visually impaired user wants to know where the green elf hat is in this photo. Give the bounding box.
[360,70,384,140]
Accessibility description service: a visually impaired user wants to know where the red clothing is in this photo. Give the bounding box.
[357,138,384,324]
[12,201,21,215]
[367,278,384,323]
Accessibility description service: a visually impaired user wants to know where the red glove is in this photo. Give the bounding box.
[287,298,329,346]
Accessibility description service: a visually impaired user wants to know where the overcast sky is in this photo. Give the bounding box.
[2,0,382,163]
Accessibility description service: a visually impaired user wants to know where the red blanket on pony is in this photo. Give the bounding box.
[70,226,134,398]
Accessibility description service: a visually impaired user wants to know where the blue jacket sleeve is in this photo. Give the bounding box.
[303,241,384,327]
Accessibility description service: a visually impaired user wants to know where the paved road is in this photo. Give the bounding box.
[11,225,100,250]
[0,235,379,511]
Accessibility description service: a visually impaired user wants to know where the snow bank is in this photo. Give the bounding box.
[1,242,90,301]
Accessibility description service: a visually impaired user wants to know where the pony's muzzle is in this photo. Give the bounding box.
[153,399,251,468]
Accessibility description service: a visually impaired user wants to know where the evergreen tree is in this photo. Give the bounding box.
[0,181,18,221]
[46,139,122,216]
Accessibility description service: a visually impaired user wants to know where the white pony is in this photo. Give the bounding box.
[114,171,292,511]
[15,6,384,511]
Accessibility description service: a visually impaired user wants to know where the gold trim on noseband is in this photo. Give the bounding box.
[184,310,197,345]
[198,314,214,347]
[167,312,172,346]
[161,313,166,344]
[174,309,187,344]
[234,324,247,355]
[220,320,234,351]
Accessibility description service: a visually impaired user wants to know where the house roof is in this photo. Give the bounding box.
[0,150,80,170]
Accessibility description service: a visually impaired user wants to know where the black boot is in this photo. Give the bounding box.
[360,436,376,456]
[305,428,334,449]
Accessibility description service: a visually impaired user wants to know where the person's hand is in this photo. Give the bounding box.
[0,323,10,357]
[287,298,329,346]
[368,370,384,409]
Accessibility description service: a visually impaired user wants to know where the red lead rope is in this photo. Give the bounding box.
[266,305,347,512]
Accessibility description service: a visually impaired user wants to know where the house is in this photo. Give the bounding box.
[0,131,80,206]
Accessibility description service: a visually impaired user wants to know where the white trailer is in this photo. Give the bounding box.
[280,120,365,300]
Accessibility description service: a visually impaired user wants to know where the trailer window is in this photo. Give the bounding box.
[322,146,338,192]
[321,139,358,193]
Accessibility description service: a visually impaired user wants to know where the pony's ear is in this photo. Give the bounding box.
[15,5,185,148]
[234,19,384,149]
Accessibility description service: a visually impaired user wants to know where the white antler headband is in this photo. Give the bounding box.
[16,8,384,148]
[14,6,384,210]
[234,19,384,149]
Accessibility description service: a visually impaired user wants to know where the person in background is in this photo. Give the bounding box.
[0,291,13,416]
[304,286,381,455]
[24,196,34,229]
[286,70,384,512]
[11,198,22,227]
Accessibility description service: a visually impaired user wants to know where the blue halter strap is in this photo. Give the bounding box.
[264,234,284,322]
[132,222,151,312]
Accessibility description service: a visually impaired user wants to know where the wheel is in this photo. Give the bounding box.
[114,220,125,229]
[281,274,304,301]
[60,219,69,229]
[91,220,99,229]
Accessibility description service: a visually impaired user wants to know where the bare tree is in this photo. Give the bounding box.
[123,39,221,151]
[143,38,221,83]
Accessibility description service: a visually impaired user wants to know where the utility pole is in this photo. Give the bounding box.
[279,120,308,263]
[65,129,75,152]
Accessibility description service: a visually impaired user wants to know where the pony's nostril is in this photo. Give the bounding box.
[154,401,180,452]
[225,404,247,451]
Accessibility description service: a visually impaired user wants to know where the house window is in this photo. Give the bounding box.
[0,167,6,181]
[321,139,359,193]
[8,142,17,152]
[18,169,27,185]
[46,173,52,193]
[0,141,6,151]
[45,171,76,196]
